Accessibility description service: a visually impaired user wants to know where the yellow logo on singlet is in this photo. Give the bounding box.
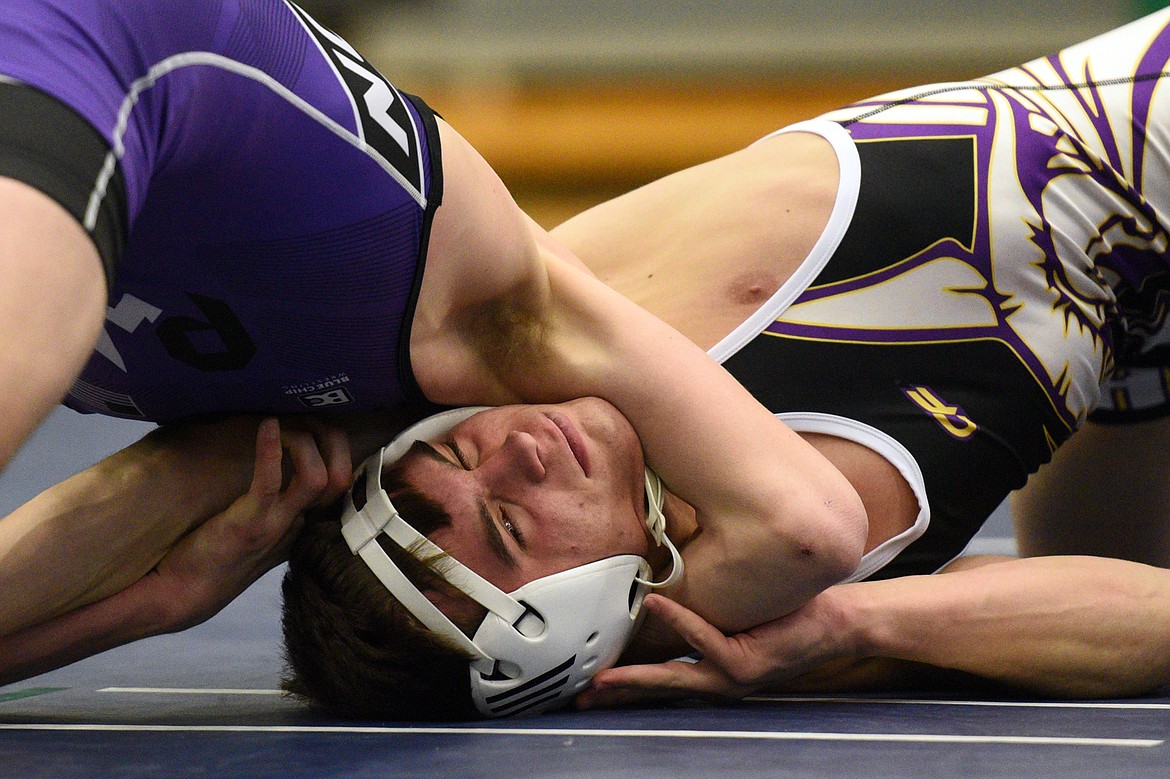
[903,386,977,439]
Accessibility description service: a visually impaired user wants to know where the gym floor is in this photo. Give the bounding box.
[1,410,1167,778]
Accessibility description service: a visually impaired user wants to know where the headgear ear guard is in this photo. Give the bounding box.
[339,406,683,718]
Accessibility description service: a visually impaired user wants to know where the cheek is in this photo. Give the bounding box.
[532,490,646,558]
[536,500,606,555]
[594,504,650,557]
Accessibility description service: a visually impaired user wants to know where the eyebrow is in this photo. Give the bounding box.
[479,501,517,569]
[415,441,517,569]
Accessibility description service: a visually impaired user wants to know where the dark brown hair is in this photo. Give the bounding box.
[280,457,487,721]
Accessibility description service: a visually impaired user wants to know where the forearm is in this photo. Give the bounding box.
[0,571,170,687]
[585,556,1170,711]
[844,556,1170,697]
[767,657,937,694]
[0,419,258,635]
[537,258,867,628]
[0,417,336,687]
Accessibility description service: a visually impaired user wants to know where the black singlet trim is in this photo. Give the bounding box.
[841,71,1170,127]
[0,80,127,292]
[396,91,445,405]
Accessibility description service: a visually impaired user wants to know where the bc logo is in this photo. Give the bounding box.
[299,388,353,408]
[902,386,977,440]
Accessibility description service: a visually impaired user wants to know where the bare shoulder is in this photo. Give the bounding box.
[409,119,553,405]
[550,129,840,348]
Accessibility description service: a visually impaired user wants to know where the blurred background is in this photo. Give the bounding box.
[297,0,1157,227]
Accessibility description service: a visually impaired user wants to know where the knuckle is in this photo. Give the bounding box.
[299,465,329,495]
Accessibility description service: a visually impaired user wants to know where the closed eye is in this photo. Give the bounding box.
[445,439,472,469]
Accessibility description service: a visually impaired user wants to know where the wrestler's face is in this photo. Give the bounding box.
[398,398,651,592]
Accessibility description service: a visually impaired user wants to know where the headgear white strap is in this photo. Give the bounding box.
[352,541,495,672]
[634,468,684,589]
[341,447,530,672]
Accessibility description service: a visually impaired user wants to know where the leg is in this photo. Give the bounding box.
[1011,416,1170,566]
[0,177,106,471]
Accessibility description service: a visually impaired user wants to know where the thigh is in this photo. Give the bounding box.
[0,82,122,469]
[0,177,106,469]
[1012,416,1170,565]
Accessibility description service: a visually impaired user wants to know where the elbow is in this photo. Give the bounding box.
[779,483,868,589]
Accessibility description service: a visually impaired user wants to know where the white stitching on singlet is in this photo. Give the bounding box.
[83,51,428,232]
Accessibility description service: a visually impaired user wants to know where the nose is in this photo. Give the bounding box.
[496,430,546,482]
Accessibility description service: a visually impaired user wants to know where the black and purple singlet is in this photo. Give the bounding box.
[717,10,1170,577]
[0,0,441,420]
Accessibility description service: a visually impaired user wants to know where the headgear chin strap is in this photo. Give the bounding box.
[638,468,684,588]
[340,406,681,718]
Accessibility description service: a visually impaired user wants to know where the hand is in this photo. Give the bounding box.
[141,418,334,632]
[576,591,850,710]
[145,413,354,511]
[276,415,354,509]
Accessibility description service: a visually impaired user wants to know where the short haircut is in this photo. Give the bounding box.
[280,455,487,721]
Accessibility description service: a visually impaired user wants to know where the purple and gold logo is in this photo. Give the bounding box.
[903,386,977,439]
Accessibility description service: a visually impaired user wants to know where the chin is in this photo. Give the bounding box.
[581,399,643,461]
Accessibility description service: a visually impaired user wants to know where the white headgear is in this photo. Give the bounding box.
[339,406,683,718]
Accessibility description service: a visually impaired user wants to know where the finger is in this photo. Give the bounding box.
[576,685,663,710]
[643,594,737,664]
[311,423,352,506]
[279,428,329,512]
[591,658,718,694]
[206,469,308,564]
[285,416,352,501]
[216,424,319,554]
[249,418,285,501]
[577,661,713,709]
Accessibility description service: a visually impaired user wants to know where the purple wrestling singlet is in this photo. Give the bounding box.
[0,0,441,420]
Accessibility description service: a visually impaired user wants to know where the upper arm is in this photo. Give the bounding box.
[412,122,867,629]
[936,555,1016,574]
[409,119,551,405]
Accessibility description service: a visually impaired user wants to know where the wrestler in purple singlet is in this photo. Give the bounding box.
[0,0,440,421]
